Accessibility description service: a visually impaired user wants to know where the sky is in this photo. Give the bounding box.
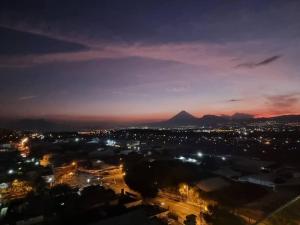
[0,0,300,122]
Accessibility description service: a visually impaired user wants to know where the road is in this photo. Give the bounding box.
[57,165,139,196]
[56,164,206,224]
[150,192,204,225]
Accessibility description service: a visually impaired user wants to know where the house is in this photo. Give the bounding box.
[238,174,276,188]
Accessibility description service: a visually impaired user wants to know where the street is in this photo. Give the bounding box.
[55,164,206,224]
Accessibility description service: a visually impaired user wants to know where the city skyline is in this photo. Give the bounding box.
[1,0,300,122]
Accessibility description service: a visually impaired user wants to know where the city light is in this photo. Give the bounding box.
[176,156,199,164]
[0,183,8,189]
[106,139,116,146]
[187,158,197,163]
[21,137,29,146]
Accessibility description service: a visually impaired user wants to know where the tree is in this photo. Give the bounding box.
[33,176,48,195]
[50,184,73,196]
[200,204,245,225]
[168,212,179,221]
[184,214,197,225]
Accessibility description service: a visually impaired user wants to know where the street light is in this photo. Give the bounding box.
[21,137,29,146]
[183,184,189,199]
[197,152,203,157]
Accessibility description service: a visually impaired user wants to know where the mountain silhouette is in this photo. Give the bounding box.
[1,112,300,131]
[151,111,300,128]
[161,110,199,126]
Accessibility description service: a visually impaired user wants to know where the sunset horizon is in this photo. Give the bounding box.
[2,109,300,124]
[1,1,300,121]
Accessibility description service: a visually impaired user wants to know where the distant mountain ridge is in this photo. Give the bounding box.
[152,111,300,128]
[1,111,300,131]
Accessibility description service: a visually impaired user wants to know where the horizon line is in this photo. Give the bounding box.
[1,111,299,123]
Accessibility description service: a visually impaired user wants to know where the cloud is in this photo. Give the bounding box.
[166,87,188,93]
[227,98,243,102]
[0,26,88,56]
[0,23,287,76]
[18,95,37,101]
[0,22,272,70]
[0,41,237,68]
[266,93,299,108]
[166,83,191,93]
[256,55,281,66]
[236,55,281,68]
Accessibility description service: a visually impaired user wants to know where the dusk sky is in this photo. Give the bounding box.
[1,0,300,122]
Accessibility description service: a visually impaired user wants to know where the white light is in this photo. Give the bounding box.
[179,156,185,160]
[106,139,116,146]
[197,152,203,157]
[221,157,226,161]
[187,158,197,163]
[0,183,9,189]
[8,169,14,175]
[87,178,91,183]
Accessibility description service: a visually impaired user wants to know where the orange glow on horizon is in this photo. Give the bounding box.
[37,110,300,123]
